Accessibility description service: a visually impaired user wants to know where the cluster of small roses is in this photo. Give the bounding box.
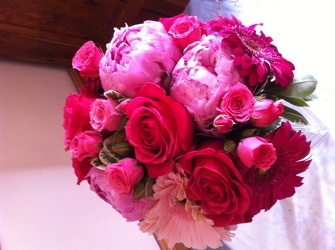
[63,13,313,249]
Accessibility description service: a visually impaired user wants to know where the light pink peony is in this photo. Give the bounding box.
[87,167,153,222]
[99,21,182,98]
[169,35,244,134]
[90,98,123,132]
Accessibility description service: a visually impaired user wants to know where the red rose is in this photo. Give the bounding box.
[72,41,104,78]
[72,157,93,184]
[125,83,194,178]
[63,93,97,149]
[178,139,251,227]
[160,14,207,51]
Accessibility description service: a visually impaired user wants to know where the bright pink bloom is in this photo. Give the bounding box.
[250,99,284,127]
[237,136,277,171]
[105,158,144,195]
[241,122,311,217]
[213,114,234,133]
[99,21,182,97]
[160,13,207,51]
[218,82,255,123]
[72,41,104,78]
[63,93,97,149]
[69,130,102,161]
[90,98,123,132]
[72,157,93,184]
[125,83,194,178]
[87,167,153,222]
[178,139,251,227]
[208,15,295,88]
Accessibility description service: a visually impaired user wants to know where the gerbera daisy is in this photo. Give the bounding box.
[239,121,311,218]
[208,15,295,88]
[138,172,235,249]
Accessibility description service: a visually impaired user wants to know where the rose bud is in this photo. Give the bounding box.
[237,136,277,171]
[213,114,234,133]
[250,99,284,127]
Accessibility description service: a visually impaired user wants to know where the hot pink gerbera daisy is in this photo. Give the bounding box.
[239,122,311,218]
[208,15,295,88]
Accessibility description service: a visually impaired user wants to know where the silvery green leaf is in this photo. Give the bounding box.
[282,106,309,125]
[99,149,117,165]
[104,89,125,101]
[90,157,107,170]
[281,96,309,107]
[279,74,317,98]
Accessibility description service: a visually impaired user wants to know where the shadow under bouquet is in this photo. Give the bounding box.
[63,13,317,250]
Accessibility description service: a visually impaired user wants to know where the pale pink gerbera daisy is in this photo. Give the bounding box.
[138,172,235,249]
[239,122,311,218]
[208,15,295,88]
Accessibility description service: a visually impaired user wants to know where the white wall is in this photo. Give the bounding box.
[0,58,159,250]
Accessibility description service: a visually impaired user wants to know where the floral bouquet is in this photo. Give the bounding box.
[63,13,317,250]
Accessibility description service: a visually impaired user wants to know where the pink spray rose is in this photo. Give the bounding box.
[170,35,244,134]
[72,41,104,78]
[125,83,194,178]
[159,13,207,51]
[177,139,251,227]
[250,99,284,127]
[218,82,255,123]
[63,93,97,149]
[105,158,144,195]
[213,114,234,134]
[69,130,102,161]
[90,98,123,132]
[99,21,182,98]
[237,136,277,171]
[87,167,153,221]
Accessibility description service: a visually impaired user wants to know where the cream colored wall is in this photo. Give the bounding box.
[0,58,159,250]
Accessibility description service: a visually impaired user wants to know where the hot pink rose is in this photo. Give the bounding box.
[72,41,104,78]
[213,114,234,133]
[99,21,182,98]
[250,99,284,127]
[237,136,277,171]
[125,83,194,178]
[63,93,97,149]
[69,130,102,161]
[90,98,123,132]
[160,13,207,51]
[218,82,255,123]
[170,35,244,134]
[87,167,153,221]
[177,139,251,227]
[72,157,93,184]
[105,158,144,195]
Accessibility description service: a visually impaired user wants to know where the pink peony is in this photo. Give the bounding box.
[159,13,207,51]
[237,136,277,171]
[87,167,152,222]
[99,21,182,98]
[90,98,123,132]
[250,99,284,127]
[72,41,104,78]
[125,83,194,178]
[69,130,102,161]
[105,158,144,195]
[170,35,244,134]
[218,82,255,123]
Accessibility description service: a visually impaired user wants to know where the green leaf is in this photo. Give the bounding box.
[133,181,146,200]
[278,74,317,98]
[281,96,309,107]
[282,106,309,125]
[90,157,107,170]
[258,118,282,136]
